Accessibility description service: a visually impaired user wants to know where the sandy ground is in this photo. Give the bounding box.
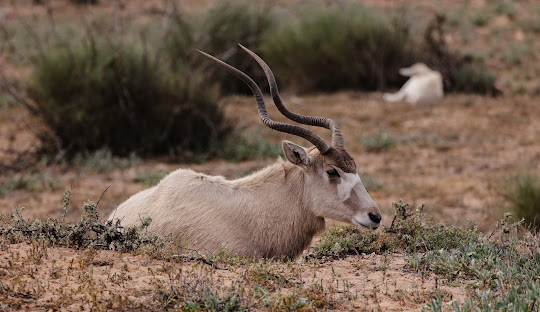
[0,243,467,311]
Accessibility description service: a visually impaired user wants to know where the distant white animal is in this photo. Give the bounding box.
[383,63,443,104]
[108,44,382,259]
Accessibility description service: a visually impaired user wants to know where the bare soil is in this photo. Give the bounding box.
[0,243,467,311]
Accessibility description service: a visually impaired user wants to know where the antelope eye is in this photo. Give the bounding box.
[326,169,340,178]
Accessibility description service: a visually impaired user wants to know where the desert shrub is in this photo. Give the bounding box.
[471,8,493,27]
[452,63,497,95]
[361,132,397,153]
[310,200,479,260]
[421,13,498,95]
[27,37,227,157]
[73,149,140,173]
[360,174,383,192]
[216,127,281,162]
[0,172,58,196]
[503,172,540,229]
[134,170,168,186]
[261,3,416,92]
[501,42,531,66]
[0,92,17,109]
[166,1,273,94]
[70,0,98,4]
[519,9,540,33]
[179,126,282,163]
[418,214,540,309]
[34,0,97,5]
[0,190,162,251]
[494,0,518,19]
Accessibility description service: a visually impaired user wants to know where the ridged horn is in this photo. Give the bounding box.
[238,44,345,150]
[197,49,331,153]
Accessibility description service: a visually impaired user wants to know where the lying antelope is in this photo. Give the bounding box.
[109,44,382,259]
[383,63,443,104]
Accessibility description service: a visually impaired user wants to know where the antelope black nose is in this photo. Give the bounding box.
[368,212,382,224]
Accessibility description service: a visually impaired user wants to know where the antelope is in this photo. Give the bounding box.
[109,44,382,259]
[383,63,443,104]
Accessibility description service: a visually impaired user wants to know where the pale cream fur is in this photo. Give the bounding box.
[383,63,443,104]
[109,143,381,259]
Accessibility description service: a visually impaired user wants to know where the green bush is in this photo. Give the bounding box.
[134,170,168,186]
[494,0,518,19]
[261,4,416,92]
[216,127,281,162]
[70,0,98,4]
[0,191,162,251]
[361,132,397,153]
[452,64,497,95]
[519,9,540,33]
[0,172,58,196]
[310,200,479,260]
[503,172,540,229]
[27,38,227,157]
[73,149,140,173]
[419,12,498,95]
[501,42,531,66]
[166,1,273,94]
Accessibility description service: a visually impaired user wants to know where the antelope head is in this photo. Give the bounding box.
[399,63,433,77]
[198,45,382,230]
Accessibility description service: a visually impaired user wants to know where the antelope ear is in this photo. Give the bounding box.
[399,66,415,77]
[282,141,311,167]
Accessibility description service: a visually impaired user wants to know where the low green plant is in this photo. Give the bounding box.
[71,0,98,4]
[422,292,445,312]
[154,264,332,311]
[134,170,169,186]
[445,4,468,28]
[217,127,282,162]
[157,277,245,312]
[501,42,531,66]
[419,216,540,310]
[0,92,17,109]
[73,149,140,173]
[359,174,383,192]
[29,0,98,7]
[452,64,497,95]
[0,172,58,196]
[502,172,540,229]
[472,8,493,27]
[519,9,540,33]
[310,200,479,260]
[0,190,162,252]
[361,132,397,153]
[494,0,518,19]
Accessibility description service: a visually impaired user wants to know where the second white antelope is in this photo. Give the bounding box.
[109,44,382,259]
[383,63,444,104]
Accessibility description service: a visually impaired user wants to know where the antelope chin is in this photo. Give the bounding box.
[352,217,379,230]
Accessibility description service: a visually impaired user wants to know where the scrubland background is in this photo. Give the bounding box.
[0,0,539,311]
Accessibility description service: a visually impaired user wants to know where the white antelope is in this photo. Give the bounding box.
[383,63,443,104]
[109,44,382,259]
